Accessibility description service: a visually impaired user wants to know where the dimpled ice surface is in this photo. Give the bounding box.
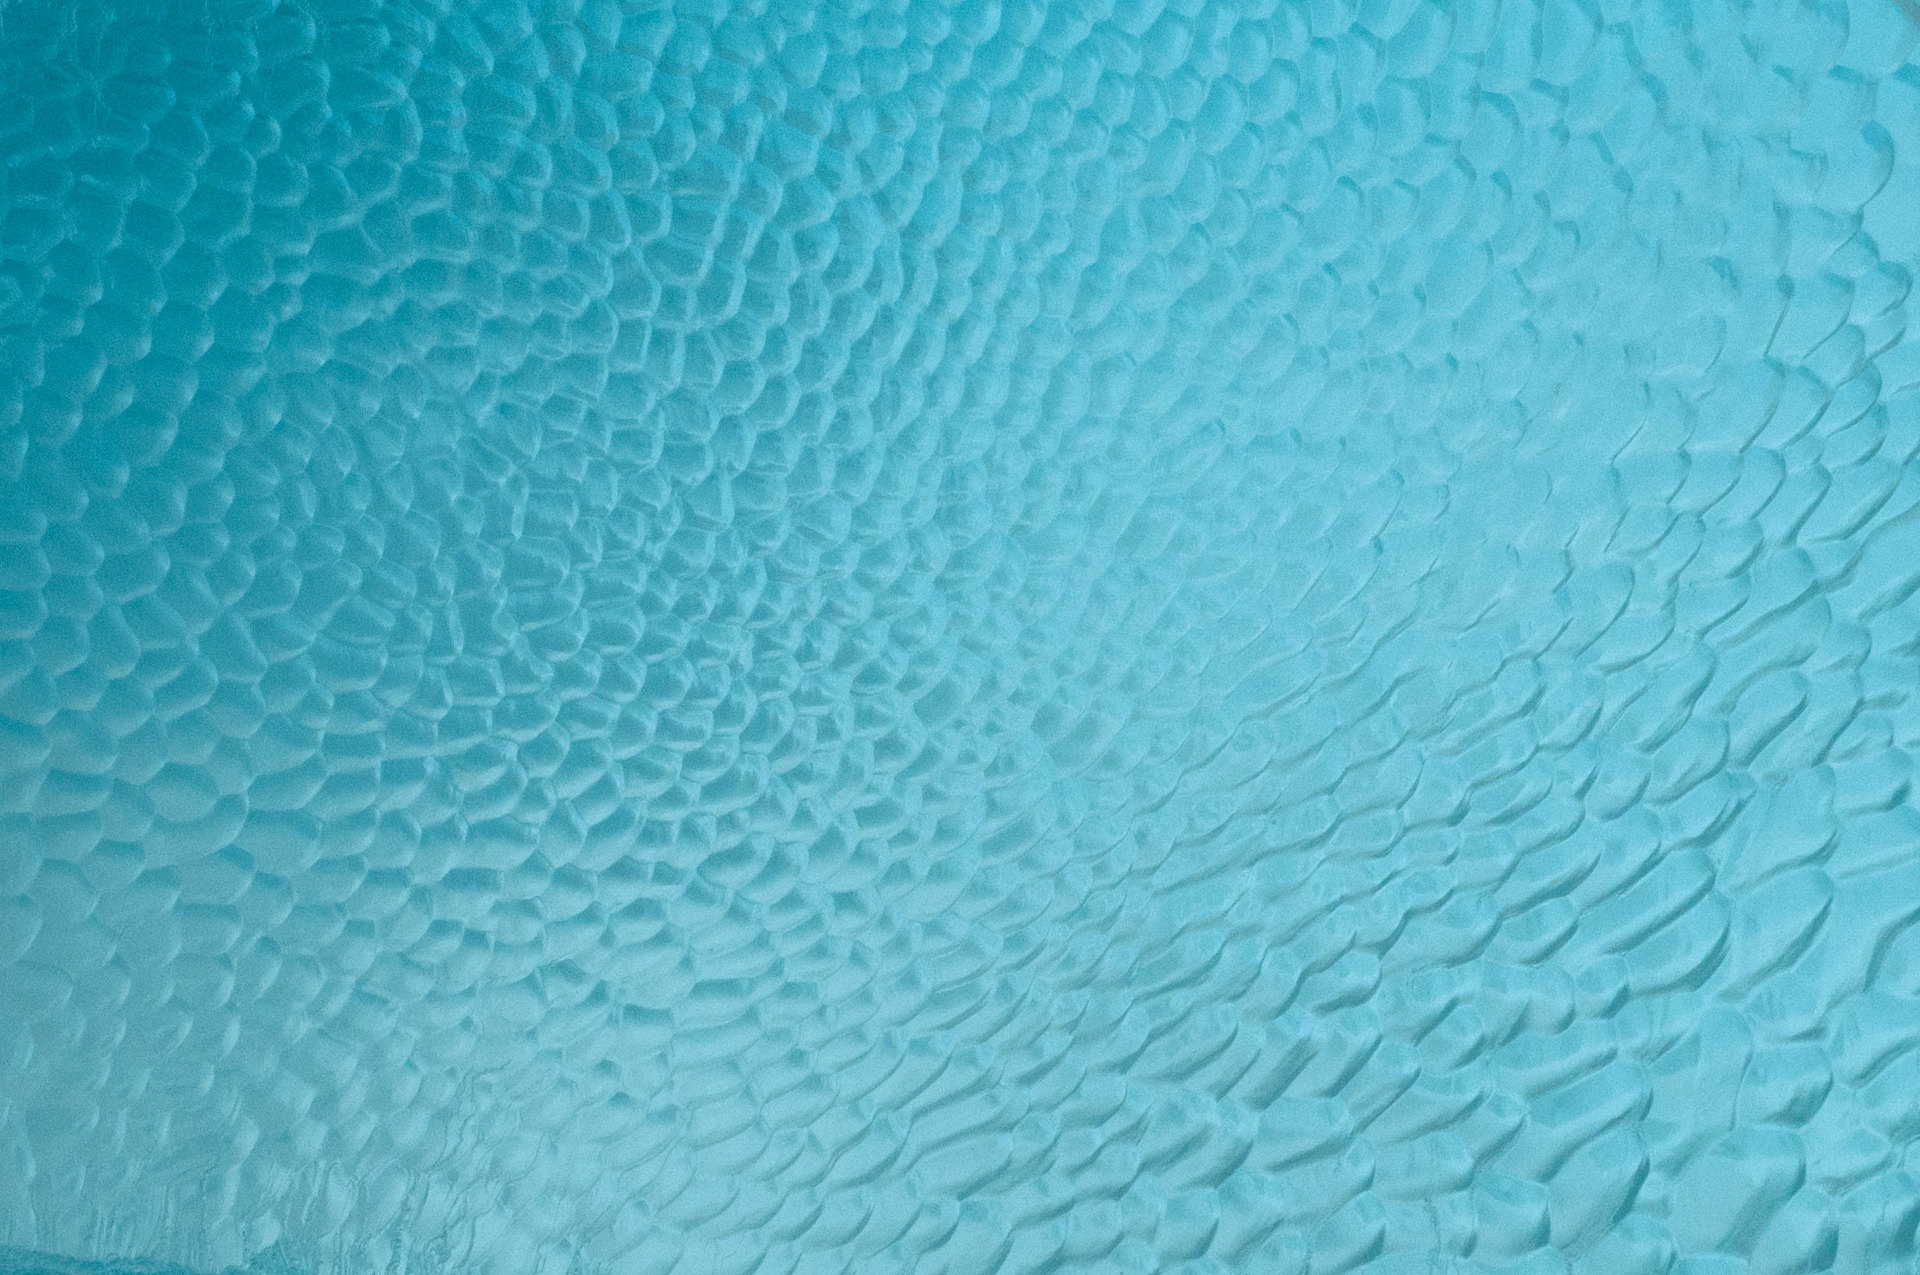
[2,0,1920,1271]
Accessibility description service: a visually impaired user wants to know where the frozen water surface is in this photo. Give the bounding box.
[4,0,1920,1270]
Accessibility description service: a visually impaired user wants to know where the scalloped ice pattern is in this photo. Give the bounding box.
[2,0,1920,1271]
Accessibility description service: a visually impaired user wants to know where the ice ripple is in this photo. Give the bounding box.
[3,0,1920,1272]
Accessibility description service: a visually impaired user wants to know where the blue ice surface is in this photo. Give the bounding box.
[3,0,1920,1270]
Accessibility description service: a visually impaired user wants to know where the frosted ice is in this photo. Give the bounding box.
[3,0,1920,1272]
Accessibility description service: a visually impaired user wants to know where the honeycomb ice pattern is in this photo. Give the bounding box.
[3,0,1920,1269]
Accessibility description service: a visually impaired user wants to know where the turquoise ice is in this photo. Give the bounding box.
[3,0,1920,1271]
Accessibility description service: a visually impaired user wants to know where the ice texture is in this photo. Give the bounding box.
[3,0,1920,1271]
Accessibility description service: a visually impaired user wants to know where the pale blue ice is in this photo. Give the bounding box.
[4,0,1920,1272]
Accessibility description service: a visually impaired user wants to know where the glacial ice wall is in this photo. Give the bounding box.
[3,0,1920,1271]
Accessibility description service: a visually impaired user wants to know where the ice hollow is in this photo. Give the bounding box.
[4,0,1920,1272]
